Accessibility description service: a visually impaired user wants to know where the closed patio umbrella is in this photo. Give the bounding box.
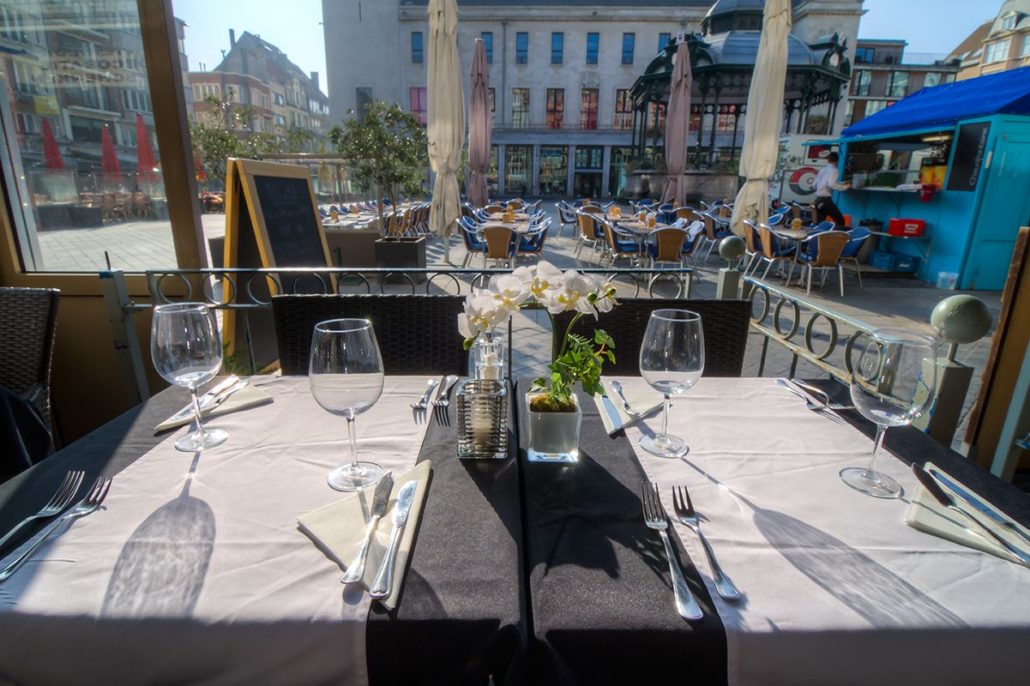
[41,119,64,170]
[135,113,157,182]
[730,0,791,237]
[662,42,692,207]
[100,125,122,183]
[468,37,491,209]
[427,0,465,263]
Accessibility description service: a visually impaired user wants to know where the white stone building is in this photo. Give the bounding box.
[322,0,864,198]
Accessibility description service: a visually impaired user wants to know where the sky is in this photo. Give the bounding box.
[171,0,1002,99]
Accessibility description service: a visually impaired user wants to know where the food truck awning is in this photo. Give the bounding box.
[842,65,1030,139]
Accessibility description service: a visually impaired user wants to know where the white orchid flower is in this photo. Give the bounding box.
[488,273,530,314]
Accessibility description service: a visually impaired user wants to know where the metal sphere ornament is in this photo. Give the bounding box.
[930,295,992,345]
[718,235,746,262]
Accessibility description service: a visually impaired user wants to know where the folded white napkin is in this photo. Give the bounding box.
[594,378,664,436]
[298,460,431,610]
[905,462,1030,565]
[154,385,273,433]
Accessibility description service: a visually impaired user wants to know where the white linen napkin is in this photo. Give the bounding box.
[594,378,663,436]
[298,460,431,610]
[154,385,273,433]
[905,461,1030,565]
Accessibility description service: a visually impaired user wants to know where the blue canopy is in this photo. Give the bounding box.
[842,66,1030,138]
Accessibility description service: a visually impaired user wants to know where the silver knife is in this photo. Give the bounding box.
[167,375,240,423]
[928,468,1030,548]
[369,480,418,599]
[341,472,394,584]
[599,393,623,433]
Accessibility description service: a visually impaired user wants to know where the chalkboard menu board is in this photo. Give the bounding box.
[252,174,328,267]
[947,122,991,192]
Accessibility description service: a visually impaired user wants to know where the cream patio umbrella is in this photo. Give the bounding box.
[730,0,791,236]
[662,42,692,207]
[467,38,491,209]
[428,0,465,263]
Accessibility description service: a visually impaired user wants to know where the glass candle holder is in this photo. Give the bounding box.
[456,379,508,460]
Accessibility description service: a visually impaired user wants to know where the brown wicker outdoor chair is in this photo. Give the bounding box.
[271,294,469,376]
[0,287,60,433]
[482,226,517,268]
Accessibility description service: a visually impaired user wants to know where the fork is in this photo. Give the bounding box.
[777,379,846,425]
[0,470,84,552]
[672,485,741,601]
[432,375,459,426]
[411,378,439,424]
[0,477,113,583]
[640,481,703,621]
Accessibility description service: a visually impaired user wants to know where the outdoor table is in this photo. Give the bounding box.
[481,220,535,234]
[488,212,531,223]
[0,376,525,684]
[517,376,1030,685]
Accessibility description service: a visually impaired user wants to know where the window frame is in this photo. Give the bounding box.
[586,32,599,65]
[511,88,530,128]
[886,71,908,98]
[985,39,1011,64]
[545,88,564,129]
[481,31,493,64]
[411,31,424,64]
[853,69,871,96]
[551,32,564,65]
[579,88,599,130]
[614,89,633,130]
[621,33,635,65]
[659,33,671,51]
[515,32,528,64]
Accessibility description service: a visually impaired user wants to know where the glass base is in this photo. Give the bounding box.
[328,462,385,492]
[527,447,578,463]
[840,467,903,499]
[175,427,228,452]
[639,433,689,459]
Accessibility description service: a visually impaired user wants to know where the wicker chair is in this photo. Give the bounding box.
[552,298,750,377]
[0,287,60,433]
[482,226,517,268]
[271,295,469,376]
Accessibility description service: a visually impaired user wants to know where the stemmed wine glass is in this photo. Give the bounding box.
[309,318,385,491]
[638,309,705,458]
[151,302,228,452]
[843,328,938,498]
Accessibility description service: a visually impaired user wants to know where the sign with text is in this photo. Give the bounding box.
[947,122,991,192]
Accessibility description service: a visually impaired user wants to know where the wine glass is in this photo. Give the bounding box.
[309,318,385,491]
[842,328,938,498]
[638,309,705,458]
[151,302,228,452]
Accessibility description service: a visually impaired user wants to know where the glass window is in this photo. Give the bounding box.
[409,87,427,125]
[545,88,564,129]
[853,70,871,96]
[505,145,531,196]
[579,88,598,130]
[511,88,530,128]
[0,0,177,271]
[411,31,423,63]
[865,100,888,116]
[516,32,528,64]
[1022,35,1030,57]
[574,146,603,170]
[614,89,633,130]
[609,146,634,196]
[854,47,875,63]
[551,32,564,65]
[1002,13,1017,31]
[886,71,908,98]
[586,32,599,65]
[622,33,635,65]
[538,146,568,195]
[923,72,941,87]
[659,33,671,51]
[645,101,666,134]
[985,39,1010,64]
[488,87,495,113]
[481,32,493,64]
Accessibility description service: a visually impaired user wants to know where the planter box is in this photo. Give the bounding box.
[374,236,426,284]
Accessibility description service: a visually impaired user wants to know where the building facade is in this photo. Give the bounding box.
[948,0,1030,81]
[845,39,960,127]
[188,31,331,148]
[322,0,864,198]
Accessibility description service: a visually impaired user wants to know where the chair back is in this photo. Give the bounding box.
[483,204,505,214]
[651,228,687,262]
[841,227,871,257]
[553,299,750,376]
[742,220,759,253]
[810,220,836,234]
[577,212,598,241]
[482,226,516,259]
[506,199,524,210]
[674,207,697,221]
[811,231,850,267]
[272,295,468,376]
[580,205,602,214]
[0,287,59,430]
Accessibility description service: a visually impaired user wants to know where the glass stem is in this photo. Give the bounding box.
[347,416,359,469]
[868,424,887,478]
[661,394,670,436]
[190,387,205,436]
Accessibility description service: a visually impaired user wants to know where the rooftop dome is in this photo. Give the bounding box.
[704,31,817,66]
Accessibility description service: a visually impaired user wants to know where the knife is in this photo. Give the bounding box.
[599,393,623,433]
[166,375,240,423]
[912,465,1030,566]
[369,480,418,599]
[928,468,1030,548]
[341,472,394,584]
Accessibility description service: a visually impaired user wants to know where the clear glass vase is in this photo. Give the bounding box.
[469,329,506,381]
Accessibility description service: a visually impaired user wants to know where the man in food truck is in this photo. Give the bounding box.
[813,152,850,227]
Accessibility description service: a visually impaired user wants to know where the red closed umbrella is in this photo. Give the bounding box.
[135,113,157,182]
[41,119,64,170]
[662,42,693,207]
[467,38,491,208]
[100,125,121,182]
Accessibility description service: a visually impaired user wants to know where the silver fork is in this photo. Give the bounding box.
[0,470,84,551]
[777,379,845,425]
[640,481,703,621]
[411,378,439,424]
[0,477,113,583]
[432,375,459,426]
[672,485,741,601]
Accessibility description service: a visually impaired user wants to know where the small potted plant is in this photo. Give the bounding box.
[459,262,618,462]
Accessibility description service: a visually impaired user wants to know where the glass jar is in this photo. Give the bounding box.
[456,379,508,460]
[469,329,505,381]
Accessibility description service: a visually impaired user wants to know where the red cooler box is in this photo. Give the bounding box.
[888,218,926,237]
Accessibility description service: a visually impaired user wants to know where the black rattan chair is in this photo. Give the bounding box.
[272,294,469,375]
[552,299,750,377]
[0,287,60,432]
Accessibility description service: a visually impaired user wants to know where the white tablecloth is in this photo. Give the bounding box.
[0,376,431,685]
[618,376,1030,686]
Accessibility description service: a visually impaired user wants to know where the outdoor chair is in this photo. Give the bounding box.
[460,218,487,267]
[839,227,872,289]
[272,295,468,376]
[740,219,764,276]
[0,287,59,439]
[518,220,550,256]
[809,220,836,234]
[699,211,732,261]
[788,230,851,296]
[599,217,640,267]
[673,207,697,221]
[555,201,578,237]
[482,226,518,268]
[553,298,750,377]
[506,199,524,210]
[758,223,797,281]
[483,204,505,215]
[574,211,603,262]
[645,227,693,295]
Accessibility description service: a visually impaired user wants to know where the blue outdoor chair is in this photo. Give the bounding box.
[460,217,487,267]
[839,227,871,289]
